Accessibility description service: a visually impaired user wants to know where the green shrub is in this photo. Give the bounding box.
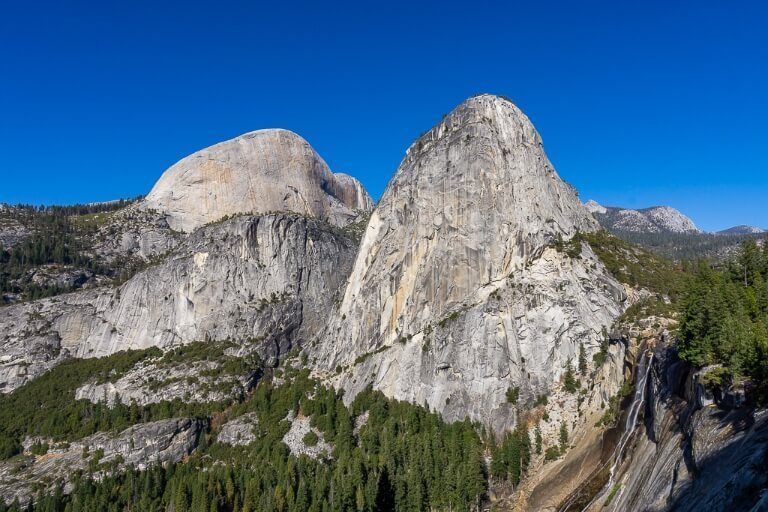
[544,446,560,461]
[302,431,319,447]
[30,442,49,456]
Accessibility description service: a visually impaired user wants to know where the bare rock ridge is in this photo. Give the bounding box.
[143,129,372,232]
[718,225,766,235]
[314,94,627,431]
[586,200,700,234]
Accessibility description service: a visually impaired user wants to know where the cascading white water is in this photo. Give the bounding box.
[608,351,653,484]
[584,351,653,512]
[560,351,654,512]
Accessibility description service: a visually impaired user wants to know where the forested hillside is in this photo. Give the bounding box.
[0,358,517,512]
[0,199,142,303]
[607,229,766,261]
[677,239,768,402]
[585,231,768,403]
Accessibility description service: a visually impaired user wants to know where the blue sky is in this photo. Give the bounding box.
[1,1,766,231]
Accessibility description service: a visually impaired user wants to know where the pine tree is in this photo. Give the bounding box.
[535,424,542,455]
[563,359,578,393]
[504,433,521,485]
[578,342,588,374]
[559,421,569,453]
[519,425,531,472]
[740,239,762,286]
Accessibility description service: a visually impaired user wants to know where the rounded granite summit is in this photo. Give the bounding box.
[143,129,372,232]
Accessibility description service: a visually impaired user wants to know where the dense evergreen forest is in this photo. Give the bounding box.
[0,198,140,302]
[677,239,768,402]
[608,229,766,261]
[0,340,542,511]
[0,359,505,512]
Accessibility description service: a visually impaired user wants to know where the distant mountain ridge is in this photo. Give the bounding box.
[585,200,699,234]
[585,200,764,237]
[717,225,766,235]
[584,200,767,261]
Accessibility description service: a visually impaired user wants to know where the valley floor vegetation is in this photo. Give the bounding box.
[0,351,522,511]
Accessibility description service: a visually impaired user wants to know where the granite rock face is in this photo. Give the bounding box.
[0,212,31,250]
[143,129,372,232]
[604,347,768,512]
[282,411,332,460]
[0,127,373,392]
[0,418,201,504]
[0,214,359,392]
[89,204,182,262]
[216,413,259,446]
[314,95,626,432]
[75,357,261,407]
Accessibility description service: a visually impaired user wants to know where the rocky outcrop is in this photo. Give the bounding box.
[143,129,373,232]
[0,213,359,392]
[587,346,768,512]
[0,213,31,250]
[89,204,182,262]
[313,95,626,432]
[717,225,766,235]
[584,200,607,215]
[588,202,700,234]
[332,173,375,212]
[75,358,260,406]
[216,413,259,446]
[0,418,201,504]
[282,411,332,459]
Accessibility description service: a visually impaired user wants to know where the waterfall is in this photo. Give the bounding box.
[608,351,653,484]
[585,351,653,512]
[559,350,654,512]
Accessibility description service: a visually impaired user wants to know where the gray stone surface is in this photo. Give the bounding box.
[595,347,768,512]
[0,213,359,392]
[75,359,259,406]
[143,129,372,232]
[313,94,626,432]
[0,214,30,250]
[89,204,182,262]
[0,418,201,504]
[216,412,259,446]
[587,202,700,234]
[282,411,332,459]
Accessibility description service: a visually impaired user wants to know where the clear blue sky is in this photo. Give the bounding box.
[1,1,766,231]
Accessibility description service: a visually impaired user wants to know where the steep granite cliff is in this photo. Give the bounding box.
[143,129,372,232]
[602,346,768,512]
[0,214,359,392]
[0,127,373,393]
[313,95,627,431]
